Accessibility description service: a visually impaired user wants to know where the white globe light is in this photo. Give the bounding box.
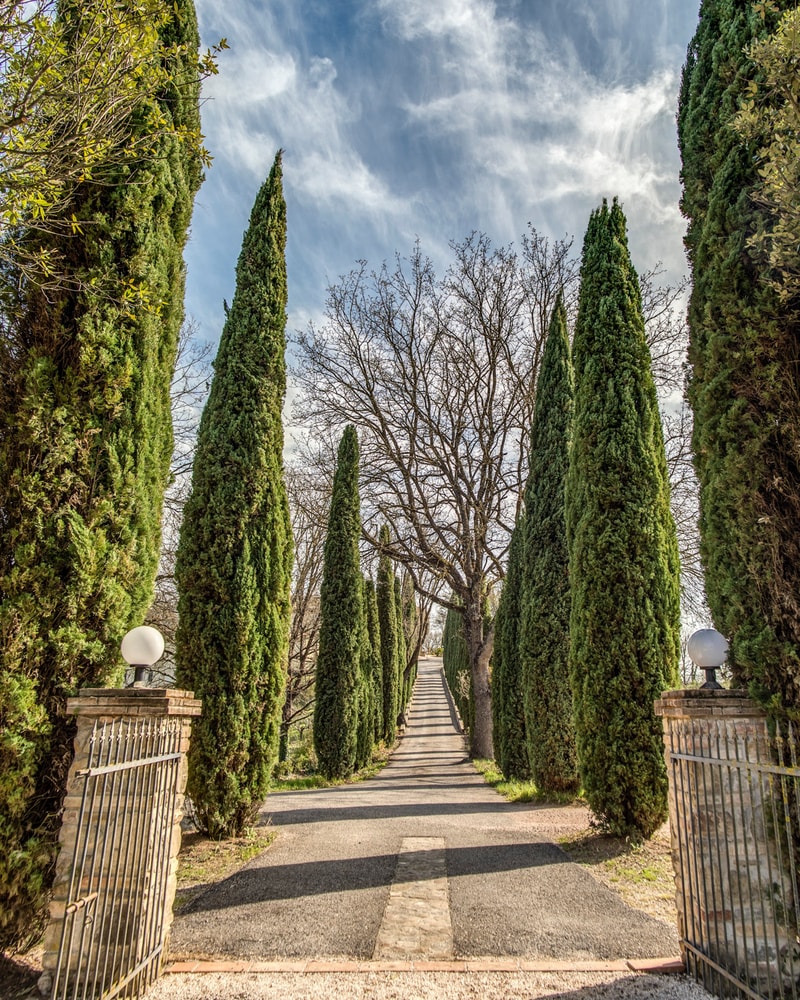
[121,625,165,666]
[687,628,729,668]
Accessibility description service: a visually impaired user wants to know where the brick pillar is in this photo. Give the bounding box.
[655,689,796,995]
[39,688,201,999]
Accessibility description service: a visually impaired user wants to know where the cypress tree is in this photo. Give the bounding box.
[443,604,472,733]
[520,297,579,794]
[365,578,384,742]
[312,426,363,779]
[394,575,408,717]
[401,574,419,704]
[492,520,531,779]
[0,0,203,946]
[355,576,374,770]
[175,151,292,836]
[566,200,681,840]
[377,527,399,743]
[679,0,800,711]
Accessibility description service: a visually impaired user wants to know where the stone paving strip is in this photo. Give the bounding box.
[372,836,453,960]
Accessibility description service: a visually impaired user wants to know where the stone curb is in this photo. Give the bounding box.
[165,957,684,975]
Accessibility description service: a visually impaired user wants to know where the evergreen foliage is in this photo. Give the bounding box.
[365,578,384,742]
[175,151,292,835]
[355,576,375,770]
[376,528,399,743]
[566,200,681,839]
[519,297,579,793]
[394,576,408,717]
[443,604,472,733]
[401,574,419,705]
[0,0,203,947]
[492,520,531,780]
[312,426,363,779]
[679,0,800,711]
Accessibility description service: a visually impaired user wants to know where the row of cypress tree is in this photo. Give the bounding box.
[313,427,415,779]
[492,201,680,840]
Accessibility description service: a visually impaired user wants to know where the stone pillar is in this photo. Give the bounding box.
[655,689,796,996]
[40,688,201,998]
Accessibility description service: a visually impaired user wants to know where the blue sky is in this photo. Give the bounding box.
[186,0,701,347]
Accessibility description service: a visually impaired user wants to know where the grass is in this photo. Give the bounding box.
[558,823,677,925]
[472,758,580,805]
[270,741,393,791]
[174,826,276,911]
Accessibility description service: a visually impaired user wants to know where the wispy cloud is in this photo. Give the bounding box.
[186,0,696,346]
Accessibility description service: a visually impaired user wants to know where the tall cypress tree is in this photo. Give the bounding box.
[492,519,531,779]
[175,151,292,836]
[377,527,399,743]
[520,297,579,794]
[443,604,472,733]
[394,576,408,717]
[365,578,384,742]
[566,200,680,840]
[0,0,203,946]
[312,426,363,779]
[355,576,375,770]
[401,574,419,704]
[679,0,800,711]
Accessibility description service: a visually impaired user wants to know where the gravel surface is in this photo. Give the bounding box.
[148,970,712,1000]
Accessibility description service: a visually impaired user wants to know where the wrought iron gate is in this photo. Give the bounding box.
[51,716,184,1000]
[666,716,800,1000]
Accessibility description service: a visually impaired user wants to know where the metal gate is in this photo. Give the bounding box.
[51,715,184,1000]
[666,717,800,1000]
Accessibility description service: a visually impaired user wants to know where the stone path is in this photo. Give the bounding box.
[168,658,680,966]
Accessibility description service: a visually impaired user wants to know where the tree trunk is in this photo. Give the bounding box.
[463,603,494,759]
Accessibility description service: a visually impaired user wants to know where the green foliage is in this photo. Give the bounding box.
[312,426,363,779]
[400,574,419,706]
[520,297,579,794]
[355,576,375,770]
[0,0,221,289]
[492,519,531,780]
[365,577,384,742]
[566,200,681,840]
[376,527,399,742]
[680,0,800,712]
[733,7,800,307]
[394,576,409,715]
[443,604,472,733]
[175,151,292,836]
[0,0,203,948]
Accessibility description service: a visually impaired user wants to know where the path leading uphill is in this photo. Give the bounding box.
[167,658,679,965]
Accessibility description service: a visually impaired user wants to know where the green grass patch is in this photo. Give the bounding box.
[270,741,393,792]
[175,827,276,911]
[472,758,581,804]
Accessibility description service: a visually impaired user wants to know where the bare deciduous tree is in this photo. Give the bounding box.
[279,463,330,760]
[294,229,577,758]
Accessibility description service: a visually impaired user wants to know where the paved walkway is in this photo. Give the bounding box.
[168,659,680,965]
